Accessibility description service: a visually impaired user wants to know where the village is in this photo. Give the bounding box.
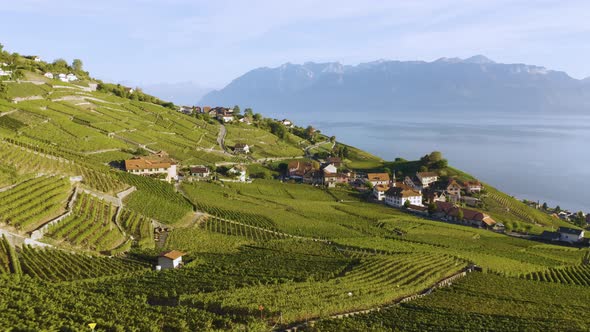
[120,106,589,260]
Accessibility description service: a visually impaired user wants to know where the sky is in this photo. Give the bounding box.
[1,0,589,89]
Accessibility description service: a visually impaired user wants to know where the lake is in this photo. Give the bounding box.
[289,111,590,213]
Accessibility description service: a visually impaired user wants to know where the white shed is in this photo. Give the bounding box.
[158,250,185,270]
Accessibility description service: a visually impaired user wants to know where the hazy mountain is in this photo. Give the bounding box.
[140,81,213,105]
[200,56,590,115]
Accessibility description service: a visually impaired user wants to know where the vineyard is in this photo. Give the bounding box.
[197,204,276,229]
[203,217,287,241]
[524,263,590,286]
[0,235,21,274]
[482,188,562,229]
[310,273,590,331]
[119,209,154,248]
[118,172,193,224]
[0,175,71,232]
[47,193,125,251]
[19,245,148,281]
[182,252,467,323]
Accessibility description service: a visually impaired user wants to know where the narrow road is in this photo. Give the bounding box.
[304,140,331,158]
[217,124,228,153]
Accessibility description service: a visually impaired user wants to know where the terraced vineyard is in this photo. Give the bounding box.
[183,252,466,323]
[196,203,276,229]
[0,235,20,274]
[118,172,192,224]
[19,245,148,281]
[47,193,125,251]
[0,175,71,232]
[311,273,590,331]
[119,209,154,248]
[203,217,287,241]
[524,263,590,286]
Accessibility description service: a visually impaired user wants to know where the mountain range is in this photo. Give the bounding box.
[200,55,590,115]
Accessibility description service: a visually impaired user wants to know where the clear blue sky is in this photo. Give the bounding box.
[1,0,589,88]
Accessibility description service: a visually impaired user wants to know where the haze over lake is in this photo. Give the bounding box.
[289,111,590,213]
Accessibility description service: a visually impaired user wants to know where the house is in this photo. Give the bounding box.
[66,73,78,82]
[288,161,316,179]
[465,181,483,194]
[323,164,337,174]
[219,114,234,123]
[416,172,438,188]
[404,176,422,192]
[424,190,446,204]
[229,165,247,182]
[234,143,250,154]
[461,196,482,207]
[384,187,422,208]
[408,204,429,215]
[124,151,178,181]
[179,106,193,115]
[446,180,462,197]
[44,72,54,79]
[239,117,252,125]
[303,170,323,185]
[323,173,338,188]
[367,173,390,187]
[326,157,342,168]
[0,69,10,76]
[373,185,389,201]
[33,56,41,62]
[434,202,496,228]
[557,227,585,243]
[158,250,185,270]
[586,213,590,225]
[281,119,293,127]
[190,166,210,178]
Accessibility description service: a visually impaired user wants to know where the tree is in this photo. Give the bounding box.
[457,208,464,221]
[52,58,68,68]
[72,59,83,72]
[429,151,443,162]
[542,202,548,210]
[330,136,336,143]
[524,224,532,234]
[244,108,253,117]
[0,43,3,52]
[555,205,561,213]
[304,126,316,140]
[428,202,437,215]
[403,199,411,209]
[419,165,428,172]
[232,105,241,116]
[432,159,448,169]
[253,113,262,121]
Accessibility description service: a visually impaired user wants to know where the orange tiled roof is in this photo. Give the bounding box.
[159,250,185,260]
[124,154,175,171]
[367,173,390,182]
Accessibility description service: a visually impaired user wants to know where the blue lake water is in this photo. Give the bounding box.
[288,111,590,213]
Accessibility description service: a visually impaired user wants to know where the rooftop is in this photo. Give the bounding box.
[159,250,185,260]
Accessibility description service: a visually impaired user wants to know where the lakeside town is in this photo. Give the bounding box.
[122,104,589,248]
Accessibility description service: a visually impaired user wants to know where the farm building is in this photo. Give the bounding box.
[234,143,250,154]
[385,187,422,207]
[124,151,178,182]
[557,227,585,243]
[190,166,210,178]
[367,173,390,187]
[158,250,185,270]
[416,172,438,188]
